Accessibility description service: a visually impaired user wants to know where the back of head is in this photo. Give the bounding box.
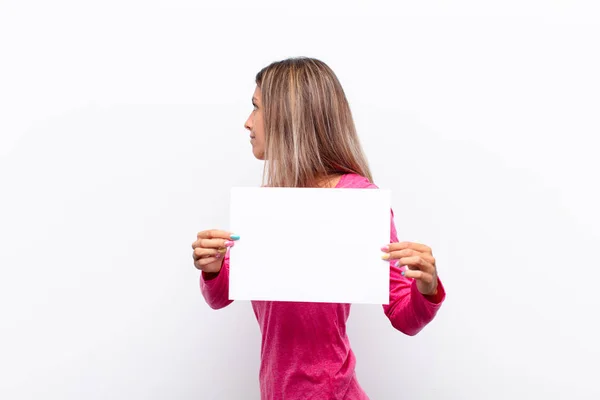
[255,57,373,188]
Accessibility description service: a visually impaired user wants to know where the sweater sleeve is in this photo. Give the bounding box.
[382,209,446,336]
[199,249,234,310]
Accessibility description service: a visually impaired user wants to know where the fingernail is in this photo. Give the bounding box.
[381,253,390,260]
[381,245,389,252]
[230,234,240,240]
[224,240,235,247]
[401,270,405,276]
[215,253,221,259]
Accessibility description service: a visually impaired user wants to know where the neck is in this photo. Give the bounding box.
[315,173,343,188]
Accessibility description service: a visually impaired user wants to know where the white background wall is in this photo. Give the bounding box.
[1,1,599,399]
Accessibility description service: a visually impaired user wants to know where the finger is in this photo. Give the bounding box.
[398,255,435,273]
[197,229,235,240]
[387,242,432,254]
[193,238,234,250]
[194,257,219,270]
[384,249,435,264]
[193,247,219,260]
[402,269,434,283]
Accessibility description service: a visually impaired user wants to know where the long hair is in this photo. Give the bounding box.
[255,57,373,188]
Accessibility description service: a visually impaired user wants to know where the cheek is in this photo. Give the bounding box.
[256,115,264,135]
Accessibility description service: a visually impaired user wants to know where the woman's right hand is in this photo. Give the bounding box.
[192,229,239,274]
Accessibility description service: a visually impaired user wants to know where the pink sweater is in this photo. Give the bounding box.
[200,174,446,399]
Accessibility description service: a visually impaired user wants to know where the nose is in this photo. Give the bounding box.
[244,114,252,131]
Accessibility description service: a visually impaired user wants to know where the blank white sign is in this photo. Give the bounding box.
[229,187,391,304]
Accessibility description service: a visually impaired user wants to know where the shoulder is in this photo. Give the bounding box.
[337,173,379,189]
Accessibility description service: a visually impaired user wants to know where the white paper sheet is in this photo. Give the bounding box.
[229,187,391,304]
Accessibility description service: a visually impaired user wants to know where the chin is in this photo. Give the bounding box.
[252,149,265,160]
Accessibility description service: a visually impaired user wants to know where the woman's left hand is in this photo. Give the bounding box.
[382,242,438,296]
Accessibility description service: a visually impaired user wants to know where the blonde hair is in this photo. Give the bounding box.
[255,57,373,188]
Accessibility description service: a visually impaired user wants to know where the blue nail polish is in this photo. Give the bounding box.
[230,234,240,241]
[401,271,405,276]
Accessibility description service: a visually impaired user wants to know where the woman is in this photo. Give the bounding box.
[191,57,445,400]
